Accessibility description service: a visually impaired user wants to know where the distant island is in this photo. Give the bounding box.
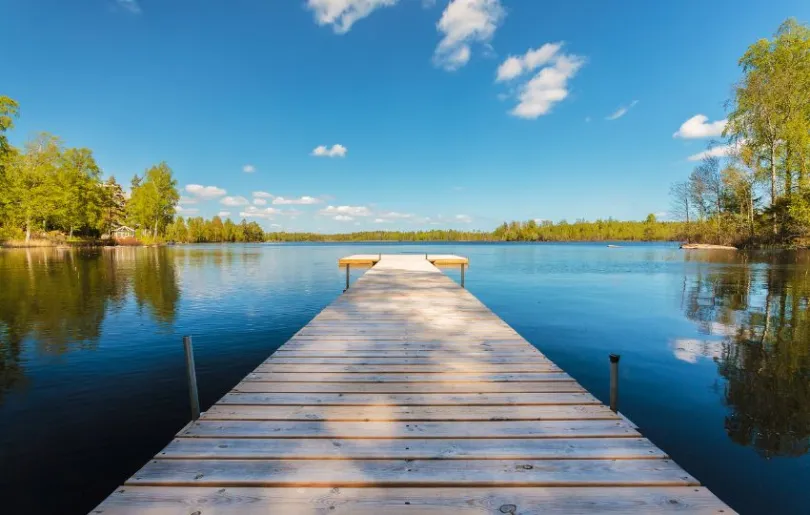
[2,18,809,249]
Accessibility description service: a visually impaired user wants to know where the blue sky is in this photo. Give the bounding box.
[5,0,809,232]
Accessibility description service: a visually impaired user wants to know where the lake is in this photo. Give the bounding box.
[0,243,808,514]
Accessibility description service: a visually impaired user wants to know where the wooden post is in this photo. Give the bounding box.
[461,264,465,288]
[183,336,200,421]
[345,264,350,291]
[609,354,620,413]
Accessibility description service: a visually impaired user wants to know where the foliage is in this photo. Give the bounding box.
[690,17,810,246]
[0,99,180,243]
[165,216,265,243]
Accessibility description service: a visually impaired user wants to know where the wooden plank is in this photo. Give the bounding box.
[243,372,572,382]
[127,459,699,487]
[179,420,639,439]
[273,350,541,357]
[160,437,662,459]
[255,364,563,373]
[93,486,736,514]
[202,404,620,421]
[232,381,584,394]
[264,357,552,365]
[219,392,600,406]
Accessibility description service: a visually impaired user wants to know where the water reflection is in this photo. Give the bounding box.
[0,247,180,401]
[680,251,810,457]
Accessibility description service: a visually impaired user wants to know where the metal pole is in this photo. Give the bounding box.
[609,354,620,413]
[461,264,465,288]
[345,263,350,291]
[183,336,200,421]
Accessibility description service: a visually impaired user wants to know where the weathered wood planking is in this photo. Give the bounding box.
[91,254,733,514]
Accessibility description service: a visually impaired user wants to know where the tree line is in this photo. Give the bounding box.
[670,19,810,247]
[0,99,265,244]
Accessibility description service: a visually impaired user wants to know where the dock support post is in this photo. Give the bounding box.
[461,264,466,288]
[345,264,350,291]
[609,354,620,413]
[183,335,200,421]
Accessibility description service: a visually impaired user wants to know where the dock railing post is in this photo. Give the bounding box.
[183,335,200,421]
[609,354,620,413]
[345,263,350,291]
[461,263,465,288]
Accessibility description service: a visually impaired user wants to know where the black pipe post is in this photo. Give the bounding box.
[609,354,620,413]
[461,264,466,288]
[183,336,200,421]
[345,264,350,291]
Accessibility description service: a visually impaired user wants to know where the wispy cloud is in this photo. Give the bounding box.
[218,211,231,217]
[185,184,227,199]
[273,196,323,205]
[687,141,742,162]
[496,42,562,82]
[319,205,372,217]
[434,0,505,71]
[242,164,256,173]
[253,198,268,206]
[455,214,472,223]
[253,191,274,199]
[498,44,585,119]
[606,100,638,121]
[306,0,399,34]
[673,114,727,139]
[221,196,250,206]
[312,144,347,158]
[239,206,282,219]
[334,215,354,221]
[116,0,141,14]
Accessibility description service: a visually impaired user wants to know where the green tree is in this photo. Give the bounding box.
[4,134,63,240]
[57,148,103,237]
[128,162,179,238]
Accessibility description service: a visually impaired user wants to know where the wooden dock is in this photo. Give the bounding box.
[92,254,733,514]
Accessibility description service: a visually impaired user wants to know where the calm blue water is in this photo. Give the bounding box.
[1,243,808,514]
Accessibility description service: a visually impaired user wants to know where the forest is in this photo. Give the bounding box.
[669,19,810,247]
[2,18,809,247]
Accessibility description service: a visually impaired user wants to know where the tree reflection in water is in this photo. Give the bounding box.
[0,247,180,402]
[680,251,810,457]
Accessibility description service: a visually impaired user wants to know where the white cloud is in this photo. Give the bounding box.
[272,196,323,205]
[376,211,414,219]
[373,218,391,223]
[178,196,198,205]
[334,215,354,221]
[175,206,199,215]
[503,50,585,119]
[253,198,268,206]
[306,0,399,34]
[253,191,274,199]
[496,42,562,82]
[606,100,639,121]
[243,164,256,173]
[116,0,141,14]
[455,214,472,223]
[185,184,227,199]
[270,223,282,228]
[434,0,505,71]
[673,114,727,139]
[688,142,740,162]
[239,206,282,219]
[218,211,231,217]
[319,205,372,217]
[221,196,250,206]
[311,144,348,158]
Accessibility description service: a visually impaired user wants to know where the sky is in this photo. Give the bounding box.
[5,0,810,232]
